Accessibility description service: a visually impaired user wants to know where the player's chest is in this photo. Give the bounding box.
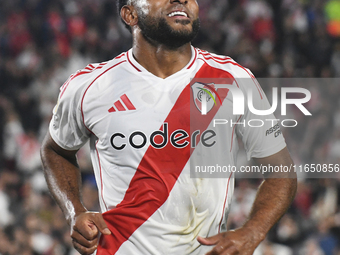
[82,76,239,152]
[82,80,190,145]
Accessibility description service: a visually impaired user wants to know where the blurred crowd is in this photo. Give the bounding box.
[0,0,340,254]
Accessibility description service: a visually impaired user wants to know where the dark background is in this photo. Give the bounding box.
[0,0,340,254]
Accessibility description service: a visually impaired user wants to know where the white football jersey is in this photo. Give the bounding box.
[49,46,286,255]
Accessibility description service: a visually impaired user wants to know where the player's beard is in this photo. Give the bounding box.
[137,12,200,49]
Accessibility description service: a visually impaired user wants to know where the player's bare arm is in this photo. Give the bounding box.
[198,147,297,255]
[40,132,111,255]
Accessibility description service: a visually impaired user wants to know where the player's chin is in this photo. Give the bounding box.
[173,18,191,25]
[171,21,193,32]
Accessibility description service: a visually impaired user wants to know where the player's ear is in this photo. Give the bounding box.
[121,5,138,28]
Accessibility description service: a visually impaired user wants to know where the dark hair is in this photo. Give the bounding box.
[117,0,132,32]
[117,0,129,13]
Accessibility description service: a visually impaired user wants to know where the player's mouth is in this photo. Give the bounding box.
[167,10,189,19]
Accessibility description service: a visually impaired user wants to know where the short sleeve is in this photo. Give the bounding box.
[236,76,286,160]
[49,76,90,151]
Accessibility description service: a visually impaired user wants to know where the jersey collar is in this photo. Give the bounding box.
[126,46,197,79]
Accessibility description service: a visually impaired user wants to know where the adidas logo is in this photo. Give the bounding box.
[108,94,136,112]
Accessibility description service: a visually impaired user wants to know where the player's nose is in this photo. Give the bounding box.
[170,0,188,4]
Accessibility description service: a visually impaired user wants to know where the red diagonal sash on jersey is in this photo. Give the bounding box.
[97,65,234,254]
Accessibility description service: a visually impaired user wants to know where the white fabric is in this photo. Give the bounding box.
[49,47,286,254]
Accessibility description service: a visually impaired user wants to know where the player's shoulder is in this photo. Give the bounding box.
[59,52,128,99]
[67,52,128,86]
[195,48,254,79]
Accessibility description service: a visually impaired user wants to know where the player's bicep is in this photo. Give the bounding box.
[253,147,296,178]
[42,131,79,165]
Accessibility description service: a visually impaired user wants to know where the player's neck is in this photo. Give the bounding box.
[132,37,192,79]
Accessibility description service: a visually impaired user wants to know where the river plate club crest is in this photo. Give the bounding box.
[191,82,222,115]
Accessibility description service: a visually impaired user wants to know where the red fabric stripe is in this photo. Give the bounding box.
[96,140,108,211]
[187,48,197,69]
[198,57,262,98]
[115,53,125,59]
[60,76,73,98]
[200,55,232,63]
[251,77,264,99]
[114,100,126,111]
[98,63,234,254]
[198,50,232,61]
[60,71,91,98]
[127,51,141,72]
[189,65,233,150]
[197,58,240,88]
[120,94,136,110]
[218,173,233,233]
[99,86,192,254]
[108,107,116,113]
